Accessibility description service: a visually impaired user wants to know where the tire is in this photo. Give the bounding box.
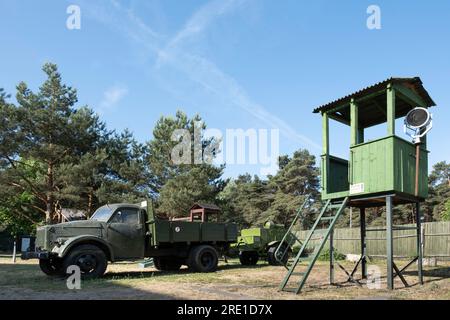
[267,244,289,266]
[39,256,64,276]
[62,244,108,279]
[188,245,219,272]
[153,257,182,271]
[239,251,259,266]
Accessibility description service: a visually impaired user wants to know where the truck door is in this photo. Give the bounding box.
[107,207,145,259]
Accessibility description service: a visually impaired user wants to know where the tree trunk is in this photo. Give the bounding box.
[45,162,55,224]
[87,191,93,218]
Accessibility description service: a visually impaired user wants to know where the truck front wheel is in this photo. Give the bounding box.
[39,256,64,276]
[188,245,219,272]
[62,244,108,279]
[239,251,259,266]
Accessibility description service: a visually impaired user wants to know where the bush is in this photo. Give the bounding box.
[317,248,346,261]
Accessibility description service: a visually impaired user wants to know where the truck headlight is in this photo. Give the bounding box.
[56,238,67,246]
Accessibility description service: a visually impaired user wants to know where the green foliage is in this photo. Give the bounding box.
[443,200,450,221]
[151,111,224,217]
[219,149,320,229]
[0,191,40,236]
[158,165,224,217]
[0,64,153,226]
[426,161,450,222]
[317,248,346,261]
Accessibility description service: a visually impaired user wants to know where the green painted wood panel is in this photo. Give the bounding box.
[393,137,428,198]
[202,223,226,242]
[350,136,395,195]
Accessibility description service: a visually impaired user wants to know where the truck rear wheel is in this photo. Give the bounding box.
[39,256,64,276]
[188,245,219,272]
[239,251,259,266]
[62,244,108,279]
[153,257,182,271]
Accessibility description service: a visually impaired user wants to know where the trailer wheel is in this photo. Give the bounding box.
[62,244,108,279]
[267,244,289,266]
[39,256,64,276]
[239,251,259,266]
[153,257,182,271]
[188,245,219,272]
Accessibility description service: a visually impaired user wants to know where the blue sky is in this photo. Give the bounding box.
[0,0,449,178]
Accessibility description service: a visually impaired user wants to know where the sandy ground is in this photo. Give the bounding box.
[0,257,449,300]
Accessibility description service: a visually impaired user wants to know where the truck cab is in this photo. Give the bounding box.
[22,201,238,278]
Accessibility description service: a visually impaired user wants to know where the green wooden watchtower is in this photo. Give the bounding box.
[277,77,436,294]
[314,77,436,289]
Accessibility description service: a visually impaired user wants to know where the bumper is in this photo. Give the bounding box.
[21,251,50,260]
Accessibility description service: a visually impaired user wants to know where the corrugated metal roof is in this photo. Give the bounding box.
[313,77,436,114]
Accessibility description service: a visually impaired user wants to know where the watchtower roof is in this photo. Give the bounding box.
[313,77,436,128]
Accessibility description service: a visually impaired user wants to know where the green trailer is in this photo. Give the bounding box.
[22,201,238,278]
[231,221,294,266]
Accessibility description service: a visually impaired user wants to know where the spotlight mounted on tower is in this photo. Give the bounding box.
[404,107,432,144]
[403,107,433,197]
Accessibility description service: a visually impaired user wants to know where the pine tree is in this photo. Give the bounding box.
[1,64,117,223]
[266,149,320,229]
[148,111,224,217]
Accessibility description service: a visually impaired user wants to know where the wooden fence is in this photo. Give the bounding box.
[295,221,450,258]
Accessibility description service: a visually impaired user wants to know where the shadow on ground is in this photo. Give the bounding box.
[0,262,180,300]
[102,261,268,280]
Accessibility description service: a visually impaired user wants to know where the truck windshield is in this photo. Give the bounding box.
[90,206,114,222]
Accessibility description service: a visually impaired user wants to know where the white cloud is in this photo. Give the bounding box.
[156,0,246,66]
[98,85,128,114]
[82,0,321,150]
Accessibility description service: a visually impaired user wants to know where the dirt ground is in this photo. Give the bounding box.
[0,257,449,300]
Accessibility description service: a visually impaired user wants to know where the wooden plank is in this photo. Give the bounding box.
[350,98,358,146]
[387,84,396,136]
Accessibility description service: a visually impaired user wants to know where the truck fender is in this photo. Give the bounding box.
[53,235,115,261]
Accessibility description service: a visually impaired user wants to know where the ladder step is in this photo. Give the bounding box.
[329,204,344,209]
[282,288,298,293]
[320,216,335,221]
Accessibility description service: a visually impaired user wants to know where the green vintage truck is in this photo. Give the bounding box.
[22,201,238,278]
[231,221,294,266]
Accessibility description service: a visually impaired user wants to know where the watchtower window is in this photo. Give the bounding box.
[328,114,350,160]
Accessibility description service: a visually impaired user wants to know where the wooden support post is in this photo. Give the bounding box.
[322,112,329,194]
[360,207,367,279]
[387,84,396,136]
[322,112,329,155]
[386,196,394,290]
[329,228,334,285]
[350,99,358,146]
[415,144,420,197]
[416,202,424,285]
